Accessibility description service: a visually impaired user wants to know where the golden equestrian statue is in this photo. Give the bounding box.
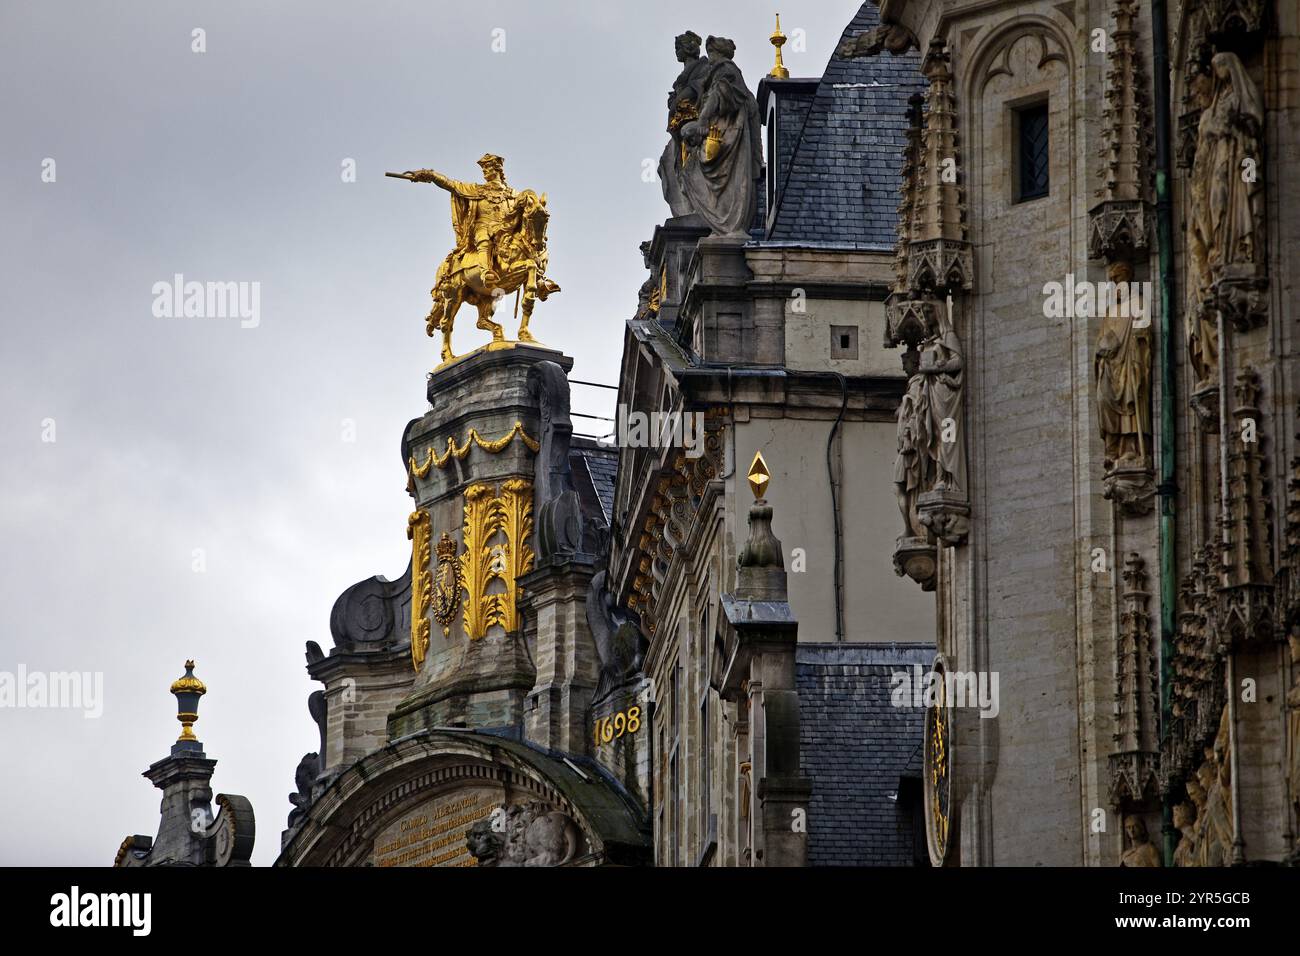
[387,154,561,364]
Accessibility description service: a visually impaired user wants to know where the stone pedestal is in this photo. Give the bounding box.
[894,534,937,591]
[389,343,570,737]
[1103,460,1156,516]
[140,751,217,866]
[648,214,710,332]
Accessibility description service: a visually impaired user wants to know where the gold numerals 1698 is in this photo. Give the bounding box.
[593,706,641,747]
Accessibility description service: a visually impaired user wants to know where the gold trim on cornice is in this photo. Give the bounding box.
[408,422,540,477]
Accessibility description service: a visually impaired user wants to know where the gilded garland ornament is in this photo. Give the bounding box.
[409,422,540,477]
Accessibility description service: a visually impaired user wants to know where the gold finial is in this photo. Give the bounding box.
[747,450,771,500]
[769,14,790,79]
[169,660,207,744]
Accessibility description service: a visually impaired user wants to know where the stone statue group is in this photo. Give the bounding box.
[894,297,967,544]
[657,31,763,237]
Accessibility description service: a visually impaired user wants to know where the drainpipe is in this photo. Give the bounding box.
[1150,0,1179,867]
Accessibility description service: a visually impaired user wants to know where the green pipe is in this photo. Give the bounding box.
[1150,0,1178,868]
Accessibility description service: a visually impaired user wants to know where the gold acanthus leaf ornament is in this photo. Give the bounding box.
[460,483,500,641]
[407,510,433,671]
[408,422,540,478]
[459,479,535,640]
[497,478,535,634]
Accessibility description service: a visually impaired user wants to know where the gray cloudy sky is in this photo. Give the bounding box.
[0,0,858,865]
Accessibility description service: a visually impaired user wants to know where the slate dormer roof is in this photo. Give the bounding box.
[764,1,924,250]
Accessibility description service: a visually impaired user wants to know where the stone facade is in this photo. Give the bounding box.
[871,0,1300,866]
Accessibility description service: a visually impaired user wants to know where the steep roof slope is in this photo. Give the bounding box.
[766,2,924,249]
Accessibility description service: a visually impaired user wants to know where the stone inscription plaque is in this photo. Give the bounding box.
[372,786,500,867]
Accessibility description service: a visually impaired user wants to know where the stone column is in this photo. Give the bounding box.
[521,560,599,753]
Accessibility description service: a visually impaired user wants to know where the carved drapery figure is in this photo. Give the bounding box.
[677,36,762,238]
[389,154,560,362]
[1172,799,1198,867]
[658,31,708,218]
[1198,53,1265,282]
[1184,66,1219,388]
[1186,298,1220,389]
[1193,710,1234,866]
[1095,260,1152,469]
[891,298,968,555]
[1187,50,1266,340]
[893,383,929,539]
[1119,815,1162,867]
[917,300,967,495]
[1187,68,1217,311]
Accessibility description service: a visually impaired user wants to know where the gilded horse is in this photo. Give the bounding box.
[428,189,560,363]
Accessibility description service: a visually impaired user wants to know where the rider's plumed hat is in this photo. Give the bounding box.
[476,153,505,173]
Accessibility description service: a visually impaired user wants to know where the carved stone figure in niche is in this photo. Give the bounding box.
[658,31,709,218]
[1194,710,1234,866]
[1186,298,1220,389]
[1184,62,1219,389]
[917,299,966,495]
[894,384,929,539]
[1186,65,1217,308]
[1189,51,1266,328]
[1119,815,1162,867]
[677,36,763,238]
[1202,53,1265,277]
[1095,260,1152,469]
[1172,799,1198,867]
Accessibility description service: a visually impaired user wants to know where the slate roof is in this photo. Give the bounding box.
[797,642,935,866]
[765,1,924,249]
[572,438,618,525]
